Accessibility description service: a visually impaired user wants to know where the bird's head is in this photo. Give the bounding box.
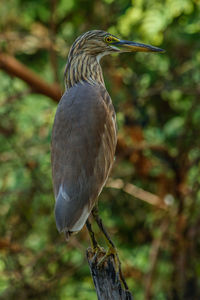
[68,30,165,61]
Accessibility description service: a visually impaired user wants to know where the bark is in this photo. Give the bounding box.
[86,247,133,300]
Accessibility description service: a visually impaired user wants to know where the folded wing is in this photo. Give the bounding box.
[51,82,117,236]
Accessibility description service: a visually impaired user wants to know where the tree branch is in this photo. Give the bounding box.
[107,179,168,210]
[0,53,62,102]
[144,220,169,300]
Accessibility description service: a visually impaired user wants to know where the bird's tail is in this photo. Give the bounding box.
[54,185,90,239]
[54,185,72,234]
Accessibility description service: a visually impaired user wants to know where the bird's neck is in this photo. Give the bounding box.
[64,54,105,90]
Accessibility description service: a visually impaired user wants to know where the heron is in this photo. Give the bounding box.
[51,30,164,246]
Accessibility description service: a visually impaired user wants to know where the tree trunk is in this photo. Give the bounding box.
[86,247,133,300]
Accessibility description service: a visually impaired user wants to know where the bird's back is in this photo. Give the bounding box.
[51,82,117,237]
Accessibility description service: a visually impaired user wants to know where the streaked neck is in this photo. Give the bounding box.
[64,54,105,90]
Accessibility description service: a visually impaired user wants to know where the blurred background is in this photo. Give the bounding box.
[0,0,200,299]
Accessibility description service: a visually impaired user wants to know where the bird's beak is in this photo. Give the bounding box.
[113,40,165,53]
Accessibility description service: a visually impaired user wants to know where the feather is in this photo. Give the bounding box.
[51,82,117,235]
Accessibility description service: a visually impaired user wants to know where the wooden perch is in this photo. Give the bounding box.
[0,53,62,102]
[86,247,133,300]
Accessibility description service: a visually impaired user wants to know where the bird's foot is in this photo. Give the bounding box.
[97,245,119,269]
[93,244,105,255]
[88,244,106,264]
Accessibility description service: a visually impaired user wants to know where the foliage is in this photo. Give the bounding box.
[0,0,200,299]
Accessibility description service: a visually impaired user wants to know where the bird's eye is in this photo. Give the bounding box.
[105,36,113,43]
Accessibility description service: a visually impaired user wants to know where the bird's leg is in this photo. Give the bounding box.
[92,205,115,249]
[86,219,104,254]
[86,219,98,249]
[91,205,129,291]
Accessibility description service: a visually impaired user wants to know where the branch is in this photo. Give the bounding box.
[144,220,168,300]
[107,179,168,210]
[0,53,62,102]
[86,247,133,300]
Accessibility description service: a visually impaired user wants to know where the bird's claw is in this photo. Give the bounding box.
[97,246,119,269]
[90,244,106,264]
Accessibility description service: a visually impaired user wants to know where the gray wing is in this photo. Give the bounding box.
[51,82,117,235]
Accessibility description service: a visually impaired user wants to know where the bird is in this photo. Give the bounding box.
[51,30,164,241]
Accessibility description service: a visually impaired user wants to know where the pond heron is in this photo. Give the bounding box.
[51,30,164,241]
